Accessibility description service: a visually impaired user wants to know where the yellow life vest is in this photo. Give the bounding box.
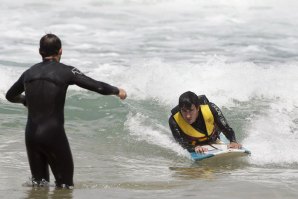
[173,105,215,142]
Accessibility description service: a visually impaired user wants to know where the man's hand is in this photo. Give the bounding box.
[194,145,208,153]
[228,142,242,149]
[117,88,127,100]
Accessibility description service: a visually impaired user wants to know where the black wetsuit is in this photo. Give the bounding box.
[6,60,119,187]
[169,102,237,152]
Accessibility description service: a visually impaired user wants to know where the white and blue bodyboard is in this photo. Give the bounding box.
[190,143,251,161]
[190,133,250,161]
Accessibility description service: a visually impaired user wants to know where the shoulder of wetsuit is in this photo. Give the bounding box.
[171,105,180,115]
[197,95,210,105]
[64,65,84,76]
[57,63,73,70]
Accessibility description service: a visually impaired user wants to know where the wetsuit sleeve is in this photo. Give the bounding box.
[169,116,195,152]
[6,73,26,106]
[68,67,119,95]
[209,102,237,143]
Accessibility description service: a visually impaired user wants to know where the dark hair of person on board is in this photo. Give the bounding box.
[178,91,200,110]
[39,33,62,58]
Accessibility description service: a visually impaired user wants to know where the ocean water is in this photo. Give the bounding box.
[1,0,298,198]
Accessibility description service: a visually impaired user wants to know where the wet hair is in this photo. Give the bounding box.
[178,91,199,110]
[39,34,61,58]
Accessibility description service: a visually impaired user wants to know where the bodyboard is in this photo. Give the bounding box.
[190,144,250,161]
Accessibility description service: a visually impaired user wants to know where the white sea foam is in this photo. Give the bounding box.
[244,106,298,165]
[88,58,298,108]
[124,112,189,158]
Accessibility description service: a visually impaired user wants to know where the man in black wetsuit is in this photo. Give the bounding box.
[169,91,241,153]
[6,34,127,188]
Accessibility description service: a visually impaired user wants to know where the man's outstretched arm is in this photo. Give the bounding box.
[69,67,126,100]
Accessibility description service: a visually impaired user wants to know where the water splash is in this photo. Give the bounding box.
[124,111,189,158]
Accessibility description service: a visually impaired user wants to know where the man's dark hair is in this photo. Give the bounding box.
[39,34,62,58]
[178,91,199,109]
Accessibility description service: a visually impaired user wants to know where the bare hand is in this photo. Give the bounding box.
[117,88,127,100]
[194,145,208,153]
[228,142,242,149]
